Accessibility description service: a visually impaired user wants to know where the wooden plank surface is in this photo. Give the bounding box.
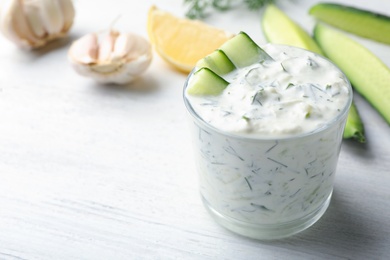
[0,0,389,259]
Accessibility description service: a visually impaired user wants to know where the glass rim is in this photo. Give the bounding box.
[183,44,353,142]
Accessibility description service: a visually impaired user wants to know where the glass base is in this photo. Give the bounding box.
[202,191,332,240]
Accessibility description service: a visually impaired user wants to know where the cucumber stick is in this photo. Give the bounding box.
[262,5,365,142]
[310,3,390,45]
[262,4,324,55]
[314,23,390,125]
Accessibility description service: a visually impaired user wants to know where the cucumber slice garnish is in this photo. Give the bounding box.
[196,49,236,75]
[220,31,273,68]
[310,3,390,45]
[314,23,390,124]
[188,32,274,96]
[187,67,229,96]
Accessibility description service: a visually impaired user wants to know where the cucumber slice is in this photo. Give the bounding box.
[220,31,273,68]
[262,4,324,55]
[310,3,390,45]
[187,67,229,96]
[196,49,236,75]
[343,102,365,143]
[314,23,390,124]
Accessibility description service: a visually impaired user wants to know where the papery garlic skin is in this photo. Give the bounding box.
[0,0,75,49]
[68,30,153,85]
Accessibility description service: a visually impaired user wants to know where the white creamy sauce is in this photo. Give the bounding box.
[185,44,351,228]
[187,44,350,137]
[194,122,344,224]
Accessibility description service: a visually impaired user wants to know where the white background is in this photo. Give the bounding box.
[0,0,389,259]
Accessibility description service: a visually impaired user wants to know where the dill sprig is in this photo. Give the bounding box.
[184,0,275,19]
[244,0,274,10]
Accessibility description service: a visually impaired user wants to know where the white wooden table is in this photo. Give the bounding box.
[1,0,389,259]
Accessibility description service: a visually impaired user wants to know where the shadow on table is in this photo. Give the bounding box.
[13,32,83,60]
[258,190,386,258]
[91,75,161,94]
[342,137,373,159]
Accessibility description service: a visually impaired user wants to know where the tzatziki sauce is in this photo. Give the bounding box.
[184,44,352,239]
[186,44,350,137]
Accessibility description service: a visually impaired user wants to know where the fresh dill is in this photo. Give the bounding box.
[286,82,295,89]
[184,0,275,19]
[244,177,253,191]
[242,115,251,122]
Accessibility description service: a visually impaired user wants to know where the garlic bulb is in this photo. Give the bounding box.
[0,0,75,49]
[68,30,153,85]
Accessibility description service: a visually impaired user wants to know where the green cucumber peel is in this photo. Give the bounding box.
[310,3,390,45]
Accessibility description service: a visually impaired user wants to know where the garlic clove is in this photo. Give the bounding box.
[68,33,99,64]
[38,0,64,35]
[68,30,153,85]
[57,0,75,32]
[0,0,75,49]
[24,3,46,38]
[111,33,134,61]
[98,30,119,62]
[1,0,42,48]
[0,0,25,45]
[91,63,120,74]
[125,33,150,61]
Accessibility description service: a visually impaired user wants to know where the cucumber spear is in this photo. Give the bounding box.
[310,3,390,45]
[314,23,390,126]
[262,4,366,142]
[343,102,365,143]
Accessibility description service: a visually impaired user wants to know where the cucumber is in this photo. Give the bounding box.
[314,23,390,124]
[310,3,390,45]
[196,49,236,75]
[343,102,365,142]
[187,67,229,96]
[262,4,324,55]
[262,5,365,142]
[219,31,273,68]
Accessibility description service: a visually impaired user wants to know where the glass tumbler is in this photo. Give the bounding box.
[183,68,352,240]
